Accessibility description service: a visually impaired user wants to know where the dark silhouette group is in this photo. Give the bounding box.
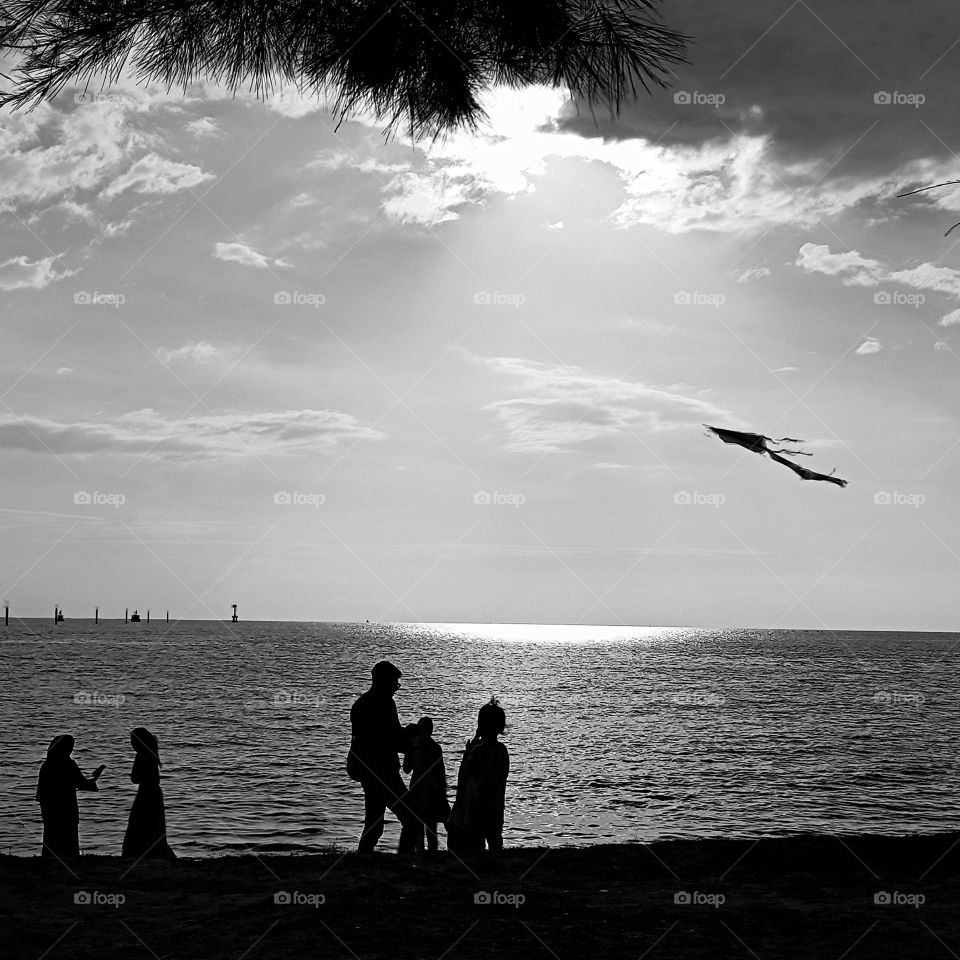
[349,660,509,855]
[36,661,508,859]
[35,727,176,861]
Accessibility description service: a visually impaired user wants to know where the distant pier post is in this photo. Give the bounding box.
[95,607,99,624]
[231,603,238,623]
[166,610,169,623]
[147,609,150,623]
[125,608,129,624]
[4,602,8,627]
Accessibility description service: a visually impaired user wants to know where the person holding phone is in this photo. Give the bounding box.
[35,734,105,858]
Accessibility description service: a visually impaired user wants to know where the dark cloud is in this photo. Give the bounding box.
[558,0,957,179]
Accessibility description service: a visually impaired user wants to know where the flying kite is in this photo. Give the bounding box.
[897,180,960,236]
[704,425,848,488]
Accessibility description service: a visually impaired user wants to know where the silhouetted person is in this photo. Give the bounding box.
[122,727,176,860]
[35,734,104,858]
[350,661,420,853]
[448,698,509,854]
[403,716,449,852]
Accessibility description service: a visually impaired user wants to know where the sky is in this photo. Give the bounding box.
[2,0,960,629]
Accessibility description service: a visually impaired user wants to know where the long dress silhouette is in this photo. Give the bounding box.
[35,734,104,858]
[122,728,176,860]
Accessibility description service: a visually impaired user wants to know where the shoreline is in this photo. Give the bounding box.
[5,832,958,958]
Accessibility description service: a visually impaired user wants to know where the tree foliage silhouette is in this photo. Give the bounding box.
[0,0,688,138]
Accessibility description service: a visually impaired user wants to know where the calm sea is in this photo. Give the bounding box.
[1,620,957,857]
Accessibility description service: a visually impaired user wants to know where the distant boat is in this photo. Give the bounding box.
[130,610,141,623]
[55,610,64,623]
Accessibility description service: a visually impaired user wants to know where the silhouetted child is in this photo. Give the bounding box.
[449,698,509,854]
[35,734,105,858]
[122,727,176,860]
[403,717,450,852]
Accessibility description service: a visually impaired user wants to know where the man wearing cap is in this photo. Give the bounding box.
[350,660,419,853]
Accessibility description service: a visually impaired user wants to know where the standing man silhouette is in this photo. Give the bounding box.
[351,661,419,853]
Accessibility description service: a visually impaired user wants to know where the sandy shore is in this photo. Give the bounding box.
[4,833,958,959]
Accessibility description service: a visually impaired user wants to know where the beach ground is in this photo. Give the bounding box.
[4,833,958,959]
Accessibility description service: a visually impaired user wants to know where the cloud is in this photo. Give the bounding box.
[0,100,143,209]
[382,166,488,227]
[0,255,75,291]
[795,243,884,286]
[101,152,213,198]
[773,366,799,373]
[185,117,220,137]
[56,367,75,375]
[213,241,291,269]
[555,0,958,183]
[796,242,960,309]
[157,341,220,364]
[481,356,729,453]
[856,338,882,355]
[0,408,384,460]
[940,309,960,327]
[737,267,770,283]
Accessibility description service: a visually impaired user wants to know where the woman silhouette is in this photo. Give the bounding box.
[122,727,176,860]
[35,734,105,858]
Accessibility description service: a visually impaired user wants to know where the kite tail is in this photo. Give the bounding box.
[769,436,804,444]
[766,446,813,457]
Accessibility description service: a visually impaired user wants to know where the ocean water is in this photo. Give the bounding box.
[1,620,957,857]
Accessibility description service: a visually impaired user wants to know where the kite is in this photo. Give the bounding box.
[704,425,848,488]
